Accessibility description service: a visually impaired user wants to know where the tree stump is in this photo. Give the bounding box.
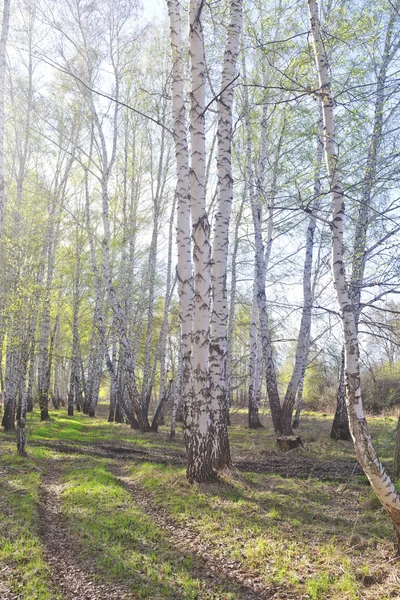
[277,436,303,451]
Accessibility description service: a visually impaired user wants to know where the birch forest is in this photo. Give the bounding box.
[1,0,400,598]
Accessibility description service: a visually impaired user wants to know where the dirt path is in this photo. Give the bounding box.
[109,461,281,600]
[39,461,136,600]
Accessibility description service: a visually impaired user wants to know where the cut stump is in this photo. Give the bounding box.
[277,436,303,451]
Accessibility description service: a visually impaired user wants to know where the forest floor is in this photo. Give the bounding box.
[1,407,400,600]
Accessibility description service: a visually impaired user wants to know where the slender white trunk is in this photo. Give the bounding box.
[309,0,400,548]
[2,349,17,430]
[248,269,263,428]
[38,204,60,421]
[225,195,244,413]
[280,119,323,433]
[0,0,10,231]
[332,5,399,440]
[170,339,182,439]
[158,197,176,403]
[210,0,242,470]
[166,0,194,473]
[243,73,282,433]
[68,234,81,417]
[141,118,168,408]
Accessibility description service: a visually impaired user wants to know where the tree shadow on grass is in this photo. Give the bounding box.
[39,452,273,600]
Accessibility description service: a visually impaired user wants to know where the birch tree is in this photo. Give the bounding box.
[0,0,10,232]
[186,0,214,482]
[166,0,192,462]
[309,0,400,551]
[210,0,242,469]
[331,3,400,440]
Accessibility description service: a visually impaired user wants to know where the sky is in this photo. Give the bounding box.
[142,0,166,20]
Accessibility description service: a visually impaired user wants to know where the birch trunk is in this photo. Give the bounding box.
[170,339,182,439]
[158,199,176,404]
[68,238,81,417]
[141,116,168,411]
[166,0,194,472]
[331,5,398,441]
[52,315,61,409]
[309,0,400,551]
[151,380,172,433]
[243,75,283,436]
[330,348,350,440]
[38,208,59,421]
[210,0,242,470]
[186,0,213,482]
[248,271,263,428]
[280,121,322,434]
[225,195,244,415]
[84,58,150,430]
[0,0,10,231]
[2,349,17,430]
[16,387,27,456]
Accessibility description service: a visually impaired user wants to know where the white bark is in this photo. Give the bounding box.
[82,40,149,430]
[280,119,323,433]
[248,267,263,428]
[225,195,245,410]
[67,231,81,417]
[0,0,10,231]
[166,0,194,473]
[158,197,176,403]
[141,115,168,409]
[349,7,399,319]
[38,203,61,421]
[309,0,400,541]
[187,0,213,482]
[210,0,242,469]
[170,339,182,439]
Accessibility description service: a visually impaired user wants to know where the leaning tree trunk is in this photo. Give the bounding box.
[210,0,242,470]
[151,380,173,433]
[280,119,322,434]
[309,0,400,551]
[331,3,398,441]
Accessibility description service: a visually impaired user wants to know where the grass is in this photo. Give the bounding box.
[60,456,241,599]
[1,406,400,599]
[0,446,60,599]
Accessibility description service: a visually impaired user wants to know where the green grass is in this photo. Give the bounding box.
[1,407,400,599]
[60,456,241,599]
[0,446,59,599]
[129,460,389,599]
